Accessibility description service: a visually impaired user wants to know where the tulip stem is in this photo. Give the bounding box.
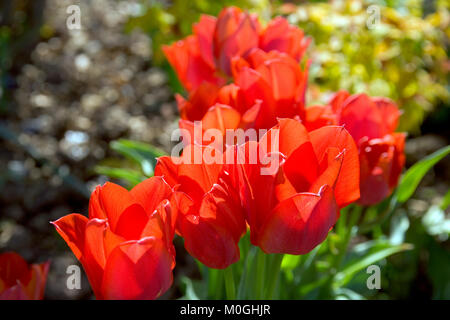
[265,254,284,299]
[336,205,363,268]
[254,248,266,299]
[224,267,236,300]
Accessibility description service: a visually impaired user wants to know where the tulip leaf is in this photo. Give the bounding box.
[396,145,450,203]
[110,139,167,177]
[440,189,450,211]
[334,240,413,288]
[334,288,366,300]
[94,166,146,186]
[179,277,204,300]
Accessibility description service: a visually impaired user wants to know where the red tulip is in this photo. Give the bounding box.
[163,7,309,92]
[213,6,261,77]
[163,15,226,92]
[329,91,406,205]
[52,177,176,299]
[155,144,246,269]
[303,104,337,131]
[232,49,309,130]
[176,83,262,146]
[238,118,360,254]
[0,252,49,300]
[175,49,309,147]
[259,16,310,62]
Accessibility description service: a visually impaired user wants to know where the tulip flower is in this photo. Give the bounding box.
[213,6,261,77]
[259,16,310,62]
[238,118,360,254]
[306,91,406,205]
[52,177,176,299]
[231,49,309,130]
[155,144,246,269]
[0,252,49,300]
[175,49,309,146]
[175,83,262,146]
[163,16,226,92]
[163,7,309,92]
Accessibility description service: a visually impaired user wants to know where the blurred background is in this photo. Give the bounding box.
[0,0,449,299]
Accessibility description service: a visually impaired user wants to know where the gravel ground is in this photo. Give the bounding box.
[0,0,189,299]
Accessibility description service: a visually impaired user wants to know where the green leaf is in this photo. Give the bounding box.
[179,277,204,300]
[334,288,366,300]
[422,205,450,240]
[110,139,166,177]
[334,240,413,288]
[95,166,145,186]
[440,189,450,210]
[389,209,410,245]
[396,145,450,203]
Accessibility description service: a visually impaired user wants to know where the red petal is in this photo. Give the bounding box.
[130,176,172,215]
[177,82,221,121]
[0,252,31,288]
[155,156,179,188]
[258,185,338,254]
[114,203,148,240]
[309,147,344,194]
[304,105,338,131]
[88,182,134,227]
[339,93,385,142]
[260,17,310,61]
[329,90,350,113]
[214,7,260,76]
[51,214,88,260]
[82,218,108,299]
[101,238,173,300]
[283,141,319,193]
[372,97,400,133]
[202,103,241,134]
[163,37,223,92]
[259,118,310,157]
[193,15,217,69]
[0,284,29,300]
[309,126,360,207]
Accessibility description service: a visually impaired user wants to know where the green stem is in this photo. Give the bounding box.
[265,254,284,299]
[320,205,363,299]
[237,245,257,299]
[224,267,236,300]
[334,205,363,269]
[254,249,266,299]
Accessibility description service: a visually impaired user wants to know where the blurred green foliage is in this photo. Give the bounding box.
[126,0,449,133]
[282,0,449,133]
[125,0,274,63]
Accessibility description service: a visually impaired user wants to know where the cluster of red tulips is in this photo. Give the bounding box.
[1,7,405,300]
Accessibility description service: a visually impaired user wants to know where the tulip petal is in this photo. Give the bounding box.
[114,203,148,240]
[372,97,400,134]
[339,94,385,142]
[260,118,310,157]
[82,218,108,298]
[101,237,173,300]
[283,141,319,193]
[309,147,344,194]
[193,15,217,69]
[51,214,88,260]
[130,176,173,216]
[155,156,179,188]
[309,126,360,207]
[260,17,310,61]
[202,103,241,134]
[0,284,29,300]
[89,182,136,230]
[258,185,338,255]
